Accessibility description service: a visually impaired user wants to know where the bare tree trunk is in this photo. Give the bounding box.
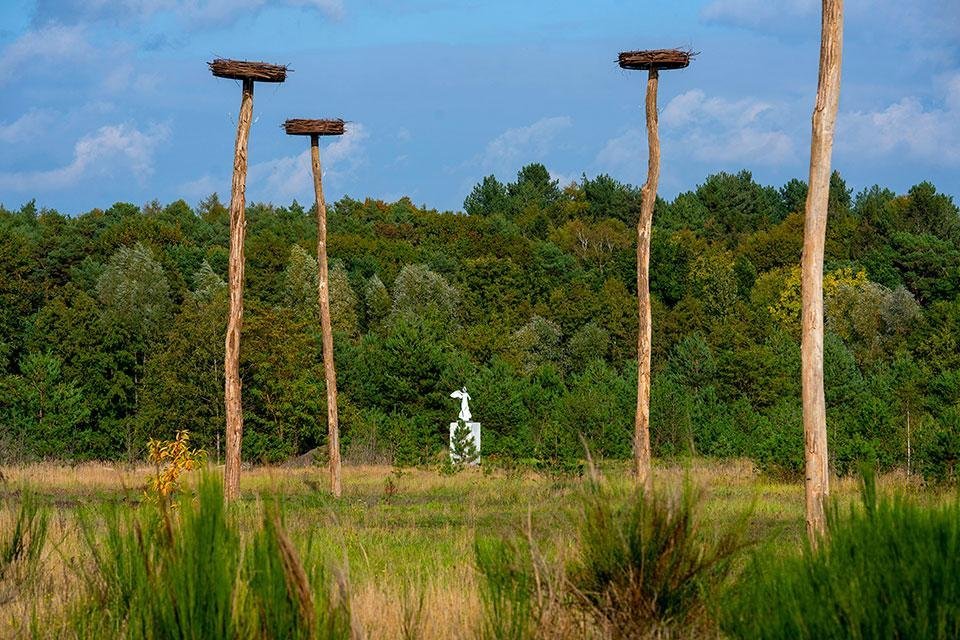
[802,0,843,541]
[635,69,659,493]
[310,135,342,498]
[224,78,254,503]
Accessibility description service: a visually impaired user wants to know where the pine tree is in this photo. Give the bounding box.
[450,419,478,466]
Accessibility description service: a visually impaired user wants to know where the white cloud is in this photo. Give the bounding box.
[100,62,161,94]
[180,174,225,200]
[177,0,344,26]
[290,0,344,18]
[549,169,577,188]
[692,127,795,165]
[839,75,960,165]
[666,89,794,164]
[0,122,169,191]
[594,128,645,176]
[0,110,55,143]
[597,89,795,174]
[662,90,774,129]
[0,23,91,84]
[250,122,368,201]
[478,116,573,170]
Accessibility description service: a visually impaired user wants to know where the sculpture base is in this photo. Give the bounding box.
[449,422,481,465]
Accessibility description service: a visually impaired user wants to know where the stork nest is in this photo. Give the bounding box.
[208,58,288,82]
[618,49,695,71]
[283,119,346,136]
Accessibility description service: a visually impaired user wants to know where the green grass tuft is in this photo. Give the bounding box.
[568,476,748,638]
[722,471,960,639]
[71,472,352,639]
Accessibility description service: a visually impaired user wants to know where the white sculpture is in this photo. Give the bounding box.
[450,386,472,422]
[449,385,480,465]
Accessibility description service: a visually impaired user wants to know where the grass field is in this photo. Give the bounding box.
[0,460,931,639]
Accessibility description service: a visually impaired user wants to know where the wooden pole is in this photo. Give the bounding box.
[224,78,254,503]
[801,0,843,541]
[310,134,342,498]
[617,50,690,491]
[635,69,659,493]
[210,59,285,503]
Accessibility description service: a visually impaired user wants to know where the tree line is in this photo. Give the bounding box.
[1,165,958,480]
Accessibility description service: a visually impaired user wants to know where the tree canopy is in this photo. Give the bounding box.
[1,167,958,480]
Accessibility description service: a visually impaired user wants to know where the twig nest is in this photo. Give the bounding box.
[282,119,346,136]
[209,59,288,82]
[618,49,694,71]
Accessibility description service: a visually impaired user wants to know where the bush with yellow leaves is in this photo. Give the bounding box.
[147,430,206,500]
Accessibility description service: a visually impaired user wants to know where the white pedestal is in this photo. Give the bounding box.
[449,421,481,465]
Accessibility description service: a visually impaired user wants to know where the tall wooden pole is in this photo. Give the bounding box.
[635,69,659,493]
[801,0,843,540]
[310,134,342,498]
[617,49,692,491]
[224,78,254,503]
[210,58,286,503]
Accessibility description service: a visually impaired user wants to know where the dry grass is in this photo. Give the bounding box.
[0,460,940,638]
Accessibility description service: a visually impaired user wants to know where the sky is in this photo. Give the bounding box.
[0,0,958,214]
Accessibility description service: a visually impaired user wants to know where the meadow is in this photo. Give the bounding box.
[0,459,944,639]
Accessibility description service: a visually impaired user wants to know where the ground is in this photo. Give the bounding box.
[0,460,923,638]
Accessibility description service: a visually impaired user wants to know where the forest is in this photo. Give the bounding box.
[1,164,958,480]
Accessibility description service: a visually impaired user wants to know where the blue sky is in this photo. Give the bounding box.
[0,0,958,214]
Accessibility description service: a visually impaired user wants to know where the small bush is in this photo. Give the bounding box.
[72,473,352,639]
[146,429,206,500]
[568,477,747,638]
[73,474,243,638]
[722,471,960,639]
[476,472,749,639]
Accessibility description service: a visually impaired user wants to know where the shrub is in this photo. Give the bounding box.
[722,471,960,639]
[475,471,749,639]
[146,429,206,500]
[72,473,352,639]
[568,476,747,638]
[450,419,479,466]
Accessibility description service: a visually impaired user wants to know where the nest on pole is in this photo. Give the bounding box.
[283,119,346,136]
[618,49,694,71]
[208,58,288,82]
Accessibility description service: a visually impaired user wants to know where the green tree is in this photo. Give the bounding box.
[329,260,359,335]
[568,322,610,372]
[363,275,391,329]
[392,264,460,323]
[282,244,318,315]
[464,175,508,217]
[450,420,479,465]
[0,352,88,460]
[512,316,563,374]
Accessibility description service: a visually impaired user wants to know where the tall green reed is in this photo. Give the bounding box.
[723,469,960,639]
[1,489,48,581]
[70,472,351,639]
